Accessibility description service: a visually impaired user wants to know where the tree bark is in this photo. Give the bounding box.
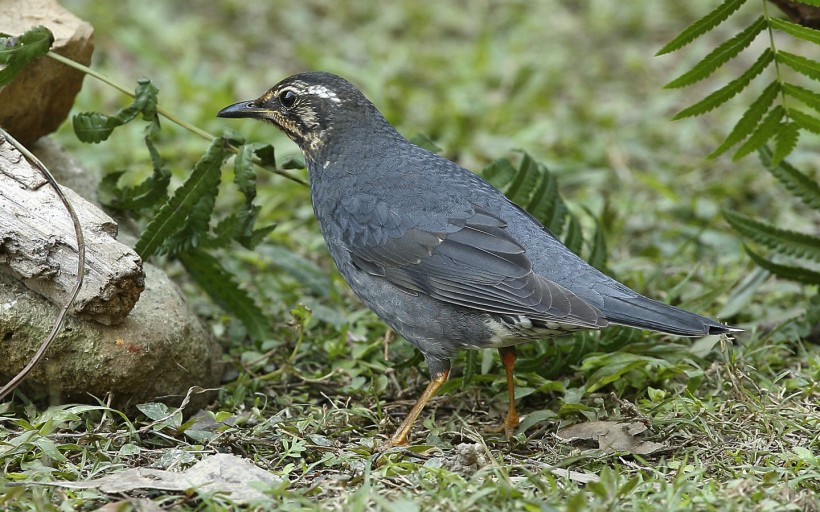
[0,135,144,325]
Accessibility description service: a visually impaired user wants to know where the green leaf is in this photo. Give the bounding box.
[770,17,820,45]
[732,104,784,160]
[656,0,748,55]
[179,249,271,342]
[136,134,236,259]
[788,108,820,134]
[724,209,820,261]
[759,147,820,210]
[777,51,820,80]
[709,80,780,158]
[481,158,517,190]
[73,79,160,143]
[526,162,559,228]
[505,153,540,206]
[0,26,53,85]
[234,143,271,203]
[783,83,820,113]
[586,210,608,271]
[665,17,767,89]
[771,122,799,165]
[409,133,442,154]
[673,48,773,120]
[744,246,820,285]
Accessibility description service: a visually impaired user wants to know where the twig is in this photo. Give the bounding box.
[46,51,308,187]
[0,128,86,401]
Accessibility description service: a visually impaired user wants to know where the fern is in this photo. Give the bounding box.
[759,146,820,210]
[777,51,820,80]
[672,48,773,120]
[732,104,784,159]
[656,0,747,55]
[179,249,271,341]
[709,80,780,157]
[770,17,820,44]
[661,0,820,162]
[664,16,767,89]
[723,209,820,261]
[135,134,236,259]
[744,246,820,285]
[783,83,820,112]
[723,148,820,286]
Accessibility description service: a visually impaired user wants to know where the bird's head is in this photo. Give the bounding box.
[218,71,389,160]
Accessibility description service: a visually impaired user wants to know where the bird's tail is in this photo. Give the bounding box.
[603,294,740,336]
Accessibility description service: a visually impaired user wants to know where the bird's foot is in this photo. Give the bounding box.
[484,412,520,438]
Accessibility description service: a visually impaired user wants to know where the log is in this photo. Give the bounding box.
[0,135,144,325]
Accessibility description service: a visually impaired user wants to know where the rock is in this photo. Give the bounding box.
[0,0,94,145]
[0,264,224,410]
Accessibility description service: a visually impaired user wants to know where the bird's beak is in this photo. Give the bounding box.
[216,100,269,119]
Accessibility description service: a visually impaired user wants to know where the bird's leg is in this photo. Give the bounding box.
[486,346,520,436]
[384,358,450,448]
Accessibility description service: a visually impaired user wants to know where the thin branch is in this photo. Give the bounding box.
[46,51,308,187]
[0,128,86,401]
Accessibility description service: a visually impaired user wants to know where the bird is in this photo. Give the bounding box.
[218,71,740,448]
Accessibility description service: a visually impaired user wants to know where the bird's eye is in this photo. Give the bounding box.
[280,90,297,108]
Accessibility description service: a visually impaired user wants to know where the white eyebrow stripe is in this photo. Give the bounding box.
[305,84,341,103]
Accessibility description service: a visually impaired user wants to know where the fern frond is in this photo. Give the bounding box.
[733,104,784,160]
[759,147,820,210]
[673,48,773,119]
[656,0,748,55]
[724,209,820,261]
[135,134,235,259]
[788,108,820,134]
[709,80,780,158]
[481,158,517,190]
[744,245,820,285]
[771,122,800,165]
[564,215,583,256]
[524,161,555,223]
[179,249,271,342]
[777,51,820,80]
[665,17,767,89]
[583,207,609,272]
[769,17,820,45]
[783,83,820,113]
[505,153,540,206]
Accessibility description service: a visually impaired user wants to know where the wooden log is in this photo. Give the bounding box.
[0,135,144,325]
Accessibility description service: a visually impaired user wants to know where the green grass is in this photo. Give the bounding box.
[1,1,819,510]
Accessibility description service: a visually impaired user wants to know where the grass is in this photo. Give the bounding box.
[1,0,819,510]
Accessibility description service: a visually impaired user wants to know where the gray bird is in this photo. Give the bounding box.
[218,71,739,447]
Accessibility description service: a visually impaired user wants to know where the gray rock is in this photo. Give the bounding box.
[0,264,223,410]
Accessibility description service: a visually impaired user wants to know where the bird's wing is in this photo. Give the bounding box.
[340,199,605,329]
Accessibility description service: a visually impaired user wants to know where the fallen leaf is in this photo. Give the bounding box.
[556,420,664,455]
[27,453,281,504]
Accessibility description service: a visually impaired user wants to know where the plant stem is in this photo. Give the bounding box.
[46,51,308,186]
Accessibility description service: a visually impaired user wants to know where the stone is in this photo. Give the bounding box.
[0,0,94,145]
[0,264,224,410]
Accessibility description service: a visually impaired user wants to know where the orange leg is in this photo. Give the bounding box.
[486,346,520,436]
[384,368,450,448]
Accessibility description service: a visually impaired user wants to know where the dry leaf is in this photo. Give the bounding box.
[40,453,281,504]
[556,420,665,455]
